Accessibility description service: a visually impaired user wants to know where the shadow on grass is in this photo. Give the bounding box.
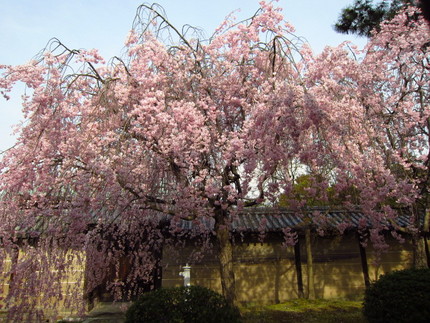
[240,299,366,323]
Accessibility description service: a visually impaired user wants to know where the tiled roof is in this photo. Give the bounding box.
[233,208,361,231]
[179,207,417,233]
[15,207,419,237]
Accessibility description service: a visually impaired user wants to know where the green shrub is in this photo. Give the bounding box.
[363,268,430,323]
[125,285,241,323]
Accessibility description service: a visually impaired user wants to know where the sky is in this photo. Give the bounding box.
[0,0,367,153]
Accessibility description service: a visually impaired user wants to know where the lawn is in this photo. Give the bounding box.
[240,298,366,323]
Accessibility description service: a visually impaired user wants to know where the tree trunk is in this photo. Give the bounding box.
[357,233,370,288]
[424,209,430,268]
[215,222,236,305]
[425,236,430,268]
[413,234,429,269]
[412,209,429,269]
[305,227,315,300]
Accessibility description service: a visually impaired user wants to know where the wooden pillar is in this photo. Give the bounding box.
[8,246,19,296]
[274,257,281,303]
[305,227,315,300]
[294,238,304,298]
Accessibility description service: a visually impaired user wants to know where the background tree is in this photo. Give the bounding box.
[360,6,430,267]
[318,5,430,266]
[334,0,421,36]
[421,0,430,23]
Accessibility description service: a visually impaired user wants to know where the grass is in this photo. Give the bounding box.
[2,299,365,322]
[240,298,366,323]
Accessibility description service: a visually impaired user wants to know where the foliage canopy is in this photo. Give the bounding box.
[125,285,241,323]
[334,0,421,36]
[363,268,430,323]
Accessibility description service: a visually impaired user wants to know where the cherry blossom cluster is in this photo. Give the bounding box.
[0,1,428,319]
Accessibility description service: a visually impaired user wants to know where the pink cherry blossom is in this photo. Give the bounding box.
[0,2,429,320]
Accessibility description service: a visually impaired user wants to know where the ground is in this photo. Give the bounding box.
[241,299,365,323]
[56,298,365,322]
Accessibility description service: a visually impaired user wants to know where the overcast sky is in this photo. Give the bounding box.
[0,0,366,152]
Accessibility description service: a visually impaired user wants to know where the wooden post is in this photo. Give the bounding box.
[274,257,281,303]
[8,246,19,297]
[305,227,315,300]
[294,238,305,298]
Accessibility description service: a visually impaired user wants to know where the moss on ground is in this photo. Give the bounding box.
[240,298,366,323]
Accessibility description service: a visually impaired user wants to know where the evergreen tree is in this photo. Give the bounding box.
[334,0,420,36]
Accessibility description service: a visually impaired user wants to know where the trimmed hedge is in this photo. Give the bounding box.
[125,285,241,323]
[363,268,430,323]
